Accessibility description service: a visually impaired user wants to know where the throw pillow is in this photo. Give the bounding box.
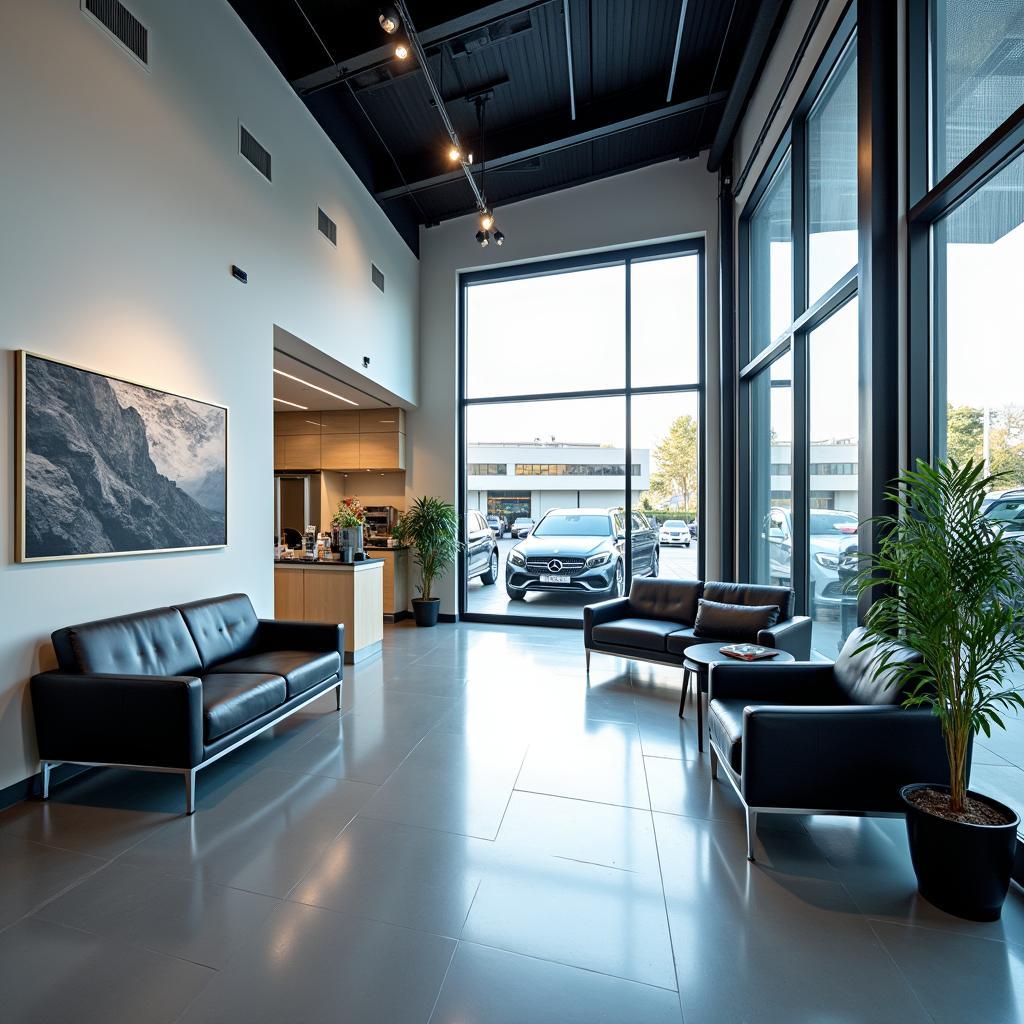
[692,599,780,642]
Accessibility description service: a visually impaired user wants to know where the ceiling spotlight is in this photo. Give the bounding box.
[394,41,409,60]
[476,230,491,248]
[378,5,400,34]
[493,229,505,247]
[480,210,494,231]
[447,145,461,162]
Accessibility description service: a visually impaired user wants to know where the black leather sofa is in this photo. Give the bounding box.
[31,594,344,814]
[707,626,954,860]
[584,579,812,727]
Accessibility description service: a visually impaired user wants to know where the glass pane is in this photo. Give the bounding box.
[931,1,1024,182]
[807,42,858,304]
[749,153,793,355]
[465,396,625,621]
[465,264,625,399]
[807,298,860,656]
[630,392,700,583]
[749,351,793,587]
[630,253,700,387]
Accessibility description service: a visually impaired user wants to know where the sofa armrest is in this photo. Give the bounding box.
[257,619,344,659]
[756,616,812,659]
[741,705,952,811]
[30,671,204,769]
[584,598,632,647]
[708,661,839,704]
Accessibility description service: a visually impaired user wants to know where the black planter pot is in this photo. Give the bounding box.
[900,783,1019,921]
[412,598,440,627]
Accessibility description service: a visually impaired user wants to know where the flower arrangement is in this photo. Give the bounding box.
[331,497,366,529]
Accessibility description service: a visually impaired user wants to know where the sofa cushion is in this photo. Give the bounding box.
[693,599,780,642]
[177,594,260,668]
[628,579,703,625]
[202,673,286,742]
[703,582,794,621]
[61,608,203,677]
[834,627,922,706]
[591,618,682,653]
[708,698,748,772]
[666,627,702,655]
[207,649,341,699]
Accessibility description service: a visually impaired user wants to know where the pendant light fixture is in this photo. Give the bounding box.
[473,94,503,248]
[378,5,400,34]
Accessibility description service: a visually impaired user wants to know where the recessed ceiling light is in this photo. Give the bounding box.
[273,368,359,406]
[274,396,308,410]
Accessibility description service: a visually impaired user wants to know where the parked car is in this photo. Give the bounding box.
[510,517,535,538]
[486,513,507,537]
[466,510,499,586]
[982,488,1024,514]
[659,519,692,547]
[505,508,658,601]
[983,495,1024,619]
[766,506,860,610]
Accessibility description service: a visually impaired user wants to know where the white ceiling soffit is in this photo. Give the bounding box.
[272,351,390,411]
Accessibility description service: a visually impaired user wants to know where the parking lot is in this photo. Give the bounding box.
[467,535,700,620]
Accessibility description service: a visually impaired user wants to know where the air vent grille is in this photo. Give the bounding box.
[83,0,148,64]
[318,207,337,245]
[371,264,385,292]
[240,125,272,181]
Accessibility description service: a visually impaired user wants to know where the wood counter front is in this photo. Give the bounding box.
[274,560,383,663]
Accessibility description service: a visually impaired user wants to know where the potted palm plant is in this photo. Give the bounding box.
[858,459,1024,920]
[403,496,460,627]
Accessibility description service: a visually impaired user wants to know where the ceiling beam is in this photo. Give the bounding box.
[290,0,555,96]
[375,90,727,200]
[706,0,790,172]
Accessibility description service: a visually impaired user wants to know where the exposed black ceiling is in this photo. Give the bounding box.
[229,1,786,253]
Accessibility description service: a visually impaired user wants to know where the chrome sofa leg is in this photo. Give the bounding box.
[336,682,342,710]
[41,762,52,800]
[746,807,757,861]
[709,745,718,780]
[185,770,197,815]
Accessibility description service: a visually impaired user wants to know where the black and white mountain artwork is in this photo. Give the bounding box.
[21,355,227,559]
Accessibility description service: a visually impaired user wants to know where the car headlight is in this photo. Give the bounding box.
[509,549,526,567]
[585,551,612,568]
[814,552,840,569]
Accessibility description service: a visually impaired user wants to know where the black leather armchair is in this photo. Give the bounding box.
[31,594,344,813]
[707,627,954,860]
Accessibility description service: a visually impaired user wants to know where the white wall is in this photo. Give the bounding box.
[0,0,418,790]
[411,158,719,615]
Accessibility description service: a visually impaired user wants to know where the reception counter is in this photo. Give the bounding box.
[274,559,383,663]
[365,546,411,621]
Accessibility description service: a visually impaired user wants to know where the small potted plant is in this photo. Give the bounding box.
[858,459,1024,920]
[403,496,459,627]
[331,498,366,559]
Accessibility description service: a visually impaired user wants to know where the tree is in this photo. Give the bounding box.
[649,414,699,513]
[946,404,983,466]
[946,403,1024,488]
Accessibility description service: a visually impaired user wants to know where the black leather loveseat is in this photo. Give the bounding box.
[31,594,343,814]
[707,627,953,860]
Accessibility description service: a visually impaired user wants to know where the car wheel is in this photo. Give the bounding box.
[612,560,625,597]
[481,550,499,586]
[649,549,659,577]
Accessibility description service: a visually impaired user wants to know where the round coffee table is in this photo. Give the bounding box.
[680,643,796,752]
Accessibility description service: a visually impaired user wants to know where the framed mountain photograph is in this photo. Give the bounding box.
[15,351,227,561]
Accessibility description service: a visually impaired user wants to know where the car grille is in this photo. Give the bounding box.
[525,557,587,576]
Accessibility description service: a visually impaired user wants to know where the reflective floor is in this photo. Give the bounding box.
[1,621,1023,1023]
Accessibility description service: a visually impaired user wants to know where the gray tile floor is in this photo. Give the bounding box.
[2,620,1023,1023]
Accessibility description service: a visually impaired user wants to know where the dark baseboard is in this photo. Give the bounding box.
[384,610,413,623]
[0,763,89,812]
[439,613,458,623]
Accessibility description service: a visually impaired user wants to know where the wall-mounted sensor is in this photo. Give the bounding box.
[231,265,248,283]
[362,356,370,368]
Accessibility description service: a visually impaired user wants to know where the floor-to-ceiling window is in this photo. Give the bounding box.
[908,0,1024,834]
[460,242,704,624]
[740,14,858,655]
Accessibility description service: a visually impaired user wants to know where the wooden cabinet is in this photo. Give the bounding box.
[321,410,359,434]
[281,433,321,470]
[274,406,405,471]
[376,549,410,617]
[321,434,360,469]
[274,568,304,619]
[359,409,405,433]
[359,432,405,470]
[275,411,321,435]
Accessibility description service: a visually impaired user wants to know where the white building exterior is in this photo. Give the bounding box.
[467,443,650,521]
[770,441,858,511]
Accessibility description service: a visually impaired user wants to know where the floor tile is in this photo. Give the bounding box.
[429,941,682,1024]
[871,919,1024,1024]
[653,811,932,1023]
[0,917,213,1024]
[515,721,650,809]
[176,902,455,1024]
[644,755,745,822]
[360,729,527,839]
[289,816,490,936]
[0,834,103,929]
[36,861,278,969]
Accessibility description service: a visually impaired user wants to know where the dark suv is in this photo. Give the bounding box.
[466,510,500,586]
[505,508,658,601]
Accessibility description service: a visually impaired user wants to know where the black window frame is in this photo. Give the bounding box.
[458,239,706,628]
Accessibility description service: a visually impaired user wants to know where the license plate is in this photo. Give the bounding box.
[539,574,571,584]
